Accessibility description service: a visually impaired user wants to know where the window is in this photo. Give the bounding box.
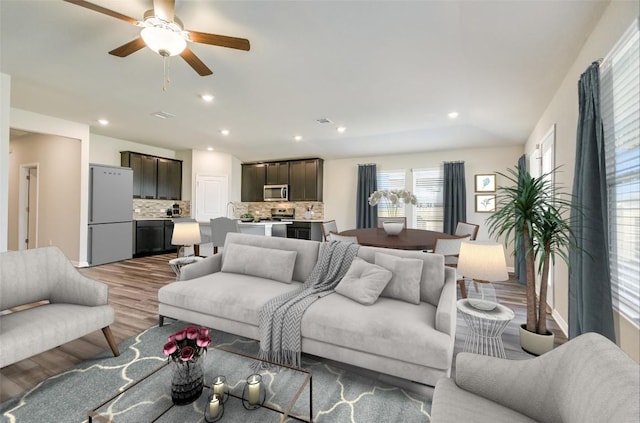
[376,170,406,217]
[412,168,444,231]
[601,19,640,326]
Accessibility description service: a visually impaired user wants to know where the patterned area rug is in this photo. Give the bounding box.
[0,321,431,423]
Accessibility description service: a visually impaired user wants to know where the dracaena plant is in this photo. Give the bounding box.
[486,166,576,335]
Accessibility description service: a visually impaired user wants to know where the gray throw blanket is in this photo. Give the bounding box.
[256,241,359,368]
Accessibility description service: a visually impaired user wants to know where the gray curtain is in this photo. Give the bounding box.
[443,161,466,234]
[569,62,615,342]
[356,164,377,229]
[514,155,527,285]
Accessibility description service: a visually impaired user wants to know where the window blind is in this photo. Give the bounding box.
[376,170,406,217]
[601,18,640,326]
[412,168,444,231]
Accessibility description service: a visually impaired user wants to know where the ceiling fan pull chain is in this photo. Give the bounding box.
[162,54,170,92]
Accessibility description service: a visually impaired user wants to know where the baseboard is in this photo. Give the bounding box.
[552,308,568,337]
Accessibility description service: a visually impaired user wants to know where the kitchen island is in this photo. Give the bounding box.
[238,220,291,237]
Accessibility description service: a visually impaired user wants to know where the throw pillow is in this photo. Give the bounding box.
[222,243,297,283]
[335,257,393,305]
[375,252,424,305]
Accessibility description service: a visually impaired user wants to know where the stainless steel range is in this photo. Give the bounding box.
[269,207,295,221]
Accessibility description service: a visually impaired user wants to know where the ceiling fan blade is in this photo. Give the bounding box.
[109,38,147,57]
[187,31,250,51]
[180,48,213,76]
[63,0,138,25]
[153,0,175,22]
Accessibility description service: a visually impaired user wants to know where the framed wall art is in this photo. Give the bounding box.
[475,194,496,213]
[474,174,496,192]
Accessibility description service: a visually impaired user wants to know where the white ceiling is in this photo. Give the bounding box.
[1,0,608,162]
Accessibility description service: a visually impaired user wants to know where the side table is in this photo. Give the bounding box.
[169,256,204,280]
[457,299,515,358]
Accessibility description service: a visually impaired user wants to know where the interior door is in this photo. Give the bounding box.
[195,175,228,222]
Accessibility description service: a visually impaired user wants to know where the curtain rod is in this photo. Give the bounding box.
[358,163,376,166]
[442,160,465,164]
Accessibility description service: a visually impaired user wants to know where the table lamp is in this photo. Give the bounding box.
[456,242,508,311]
[171,221,202,257]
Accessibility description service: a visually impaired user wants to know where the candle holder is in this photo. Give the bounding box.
[241,374,266,410]
[211,375,229,403]
[204,392,224,422]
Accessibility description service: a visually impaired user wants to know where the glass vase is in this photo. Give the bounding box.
[170,358,204,405]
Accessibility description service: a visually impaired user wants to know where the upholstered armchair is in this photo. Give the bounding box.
[0,246,119,367]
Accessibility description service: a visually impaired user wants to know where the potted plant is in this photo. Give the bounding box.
[486,166,575,355]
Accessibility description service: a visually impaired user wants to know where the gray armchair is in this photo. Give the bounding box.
[431,332,639,423]
[0,246,119,367]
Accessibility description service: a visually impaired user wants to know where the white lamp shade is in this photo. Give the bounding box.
[457,242,508,282]
[171,222,201,246]
[141,26,186,56]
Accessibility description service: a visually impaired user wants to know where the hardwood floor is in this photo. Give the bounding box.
[0,253,567,402]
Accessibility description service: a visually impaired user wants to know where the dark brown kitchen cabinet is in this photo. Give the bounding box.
[121,151,182,200]
[266,162,289,185]
[134,220,174,256]
[241,164,266,202]
[289,159,323,201]
[157,158,182,200]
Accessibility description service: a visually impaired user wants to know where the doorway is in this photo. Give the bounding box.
[19,164,39,250]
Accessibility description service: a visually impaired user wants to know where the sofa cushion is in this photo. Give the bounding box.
[431,378,537,423]
[158,272,303,326]
[302,293,452,369]
[222,243,297,283]
[375,252,423,305]
[334,257,392,305]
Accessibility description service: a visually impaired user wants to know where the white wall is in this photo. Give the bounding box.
[8,134,81,258]
[323,145,524,265]
[525,1,639,361]
[8,108,90,264]
[0,73,10,252]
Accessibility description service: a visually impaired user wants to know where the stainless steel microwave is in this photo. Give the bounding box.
[264,184,288,201]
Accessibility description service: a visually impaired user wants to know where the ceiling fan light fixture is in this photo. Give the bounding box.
[141,26,186,56]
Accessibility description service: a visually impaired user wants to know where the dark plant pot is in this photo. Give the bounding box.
[171,359,204,405]
[519,324,554,356]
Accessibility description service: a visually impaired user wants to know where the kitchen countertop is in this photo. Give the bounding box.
[238,221,292,225]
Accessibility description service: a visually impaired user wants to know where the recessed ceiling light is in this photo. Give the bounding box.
[201,94,214,102]
[337,126,346,133]
[448,112,459,119]
[294,135,303,141]
[220,129,230,136]
[98,119,109,126]
[207,147,214,151]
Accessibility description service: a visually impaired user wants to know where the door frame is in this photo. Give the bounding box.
[19,163,39,250]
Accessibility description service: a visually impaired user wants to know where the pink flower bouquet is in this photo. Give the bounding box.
[163,326,212,362]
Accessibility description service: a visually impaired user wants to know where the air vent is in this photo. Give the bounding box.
[315,118,333,124]
[151,111,176,119]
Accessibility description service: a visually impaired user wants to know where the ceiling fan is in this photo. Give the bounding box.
[63,0,250,76]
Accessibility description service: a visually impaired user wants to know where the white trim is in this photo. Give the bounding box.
[552,308,569,337]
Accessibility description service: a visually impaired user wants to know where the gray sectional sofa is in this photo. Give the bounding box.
[0,246,119,368]
[158,233,457,386]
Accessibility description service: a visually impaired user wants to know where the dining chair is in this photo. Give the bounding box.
[210,217,239,254]
[432,234,471,298]
[326,231,359,244]
[321,220,338,241]
[454,221,480,240]
[376,216,407,228]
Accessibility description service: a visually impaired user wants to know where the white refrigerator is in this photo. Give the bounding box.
[88,164,133,266]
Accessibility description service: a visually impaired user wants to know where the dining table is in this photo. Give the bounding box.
[338,228,459,250]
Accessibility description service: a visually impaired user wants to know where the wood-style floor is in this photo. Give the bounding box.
[0,253,567,402]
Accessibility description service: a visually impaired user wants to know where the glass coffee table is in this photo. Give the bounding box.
[88,346,313,423]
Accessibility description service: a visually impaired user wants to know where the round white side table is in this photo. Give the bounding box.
[169,256,204,280]
[457,299,515,358]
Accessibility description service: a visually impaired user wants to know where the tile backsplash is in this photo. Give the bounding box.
[133,199,190,219]
[132,199,323,220]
